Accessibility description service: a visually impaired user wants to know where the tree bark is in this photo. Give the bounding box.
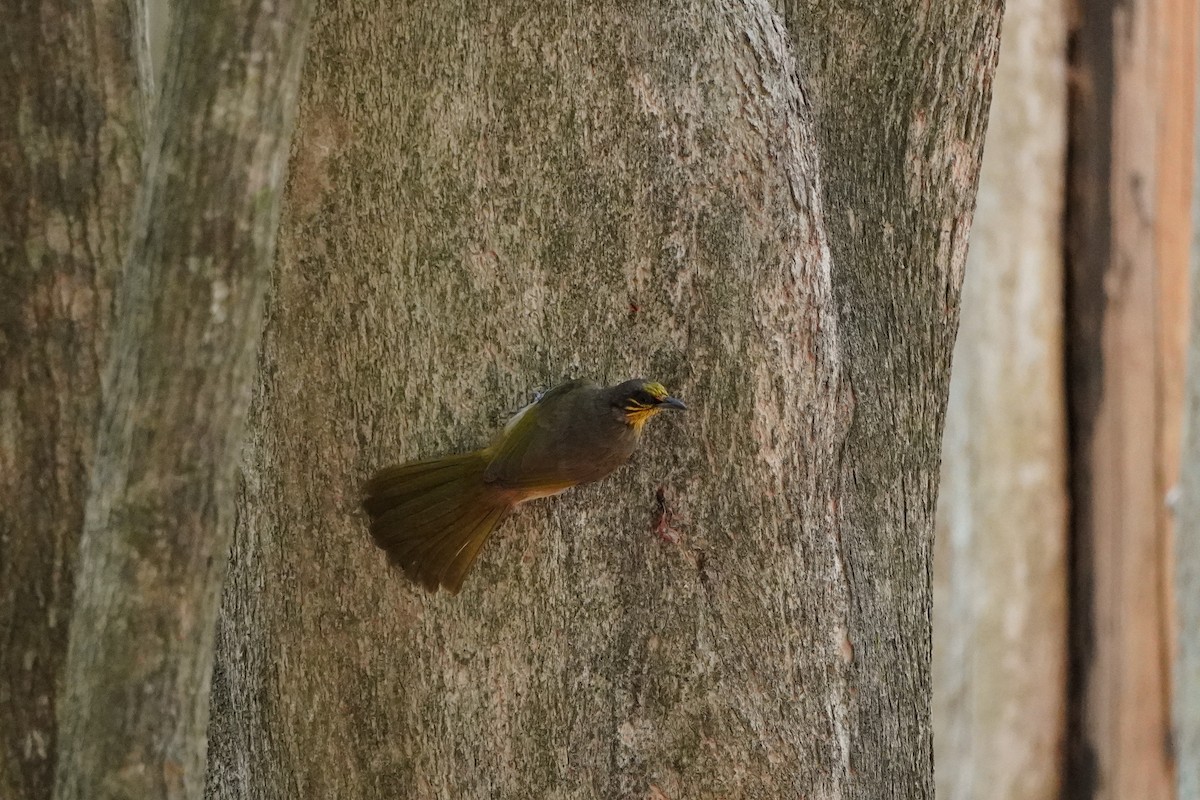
[1064,0,1194,797]
[1177,32,1200,798]
[206,2,1000,798]
[932,0,1070,796]
[778,1,1003,791]
[51,1,313,799]
[0,3,142,798]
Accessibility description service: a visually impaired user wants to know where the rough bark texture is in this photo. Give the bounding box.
[51,1,313,798]
[1064,0,1193,797]
[933,0,1069,796]
[0,3,142,798]
[777,1,1003,791]
[206,2,1000,798]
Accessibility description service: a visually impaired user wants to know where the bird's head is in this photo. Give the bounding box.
[610,378,687,431]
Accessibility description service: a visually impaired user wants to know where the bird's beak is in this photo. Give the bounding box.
[659,396,688,411]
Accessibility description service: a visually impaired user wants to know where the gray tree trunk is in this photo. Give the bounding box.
[206,2,1002,798]
[0,3,143,798]
[0,1,312,800]
[50,1,313,798]
[933,0,1070,796]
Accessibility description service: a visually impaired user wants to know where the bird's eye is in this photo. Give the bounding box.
[633,390,658,406]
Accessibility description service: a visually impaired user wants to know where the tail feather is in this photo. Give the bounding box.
[389,500,490,586]
[362,450,509,593]
[439,507,507,592]
[373,483,477,534]
[362,454,482,516]
[419,505,507,593]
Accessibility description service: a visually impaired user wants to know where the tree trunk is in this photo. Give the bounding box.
[206,2,1001,798]
[932,0,1070,797]
[772,1,1004,790]
[1177,37,1200,799]
[51,1,313,799]
[1064,0,1194,797]
[0,4,142,798]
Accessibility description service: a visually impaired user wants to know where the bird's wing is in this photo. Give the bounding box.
[483,380,592,491]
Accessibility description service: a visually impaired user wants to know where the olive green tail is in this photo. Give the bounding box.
[362,451,509,594]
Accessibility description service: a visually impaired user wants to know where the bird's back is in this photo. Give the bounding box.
[483,381,639,494]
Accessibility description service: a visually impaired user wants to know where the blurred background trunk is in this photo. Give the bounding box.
[1,0,310,798]
[1178,55,1200,795]
[933,0,1070,796]
[52,2,312,798]
[934,0,1198,798]
[1063,0,1192,797]
[204,2,1000,798]
[0,4,142,798]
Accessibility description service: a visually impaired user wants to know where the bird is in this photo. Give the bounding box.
[361,378,687,594]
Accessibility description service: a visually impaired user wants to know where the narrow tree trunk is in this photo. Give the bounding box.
[206,2,1000,798]
[52,2,313,798]
[1065,0,1194,796]
[0,4,142,798]
[1177,38,1200,798]
[933,0,1070,796]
